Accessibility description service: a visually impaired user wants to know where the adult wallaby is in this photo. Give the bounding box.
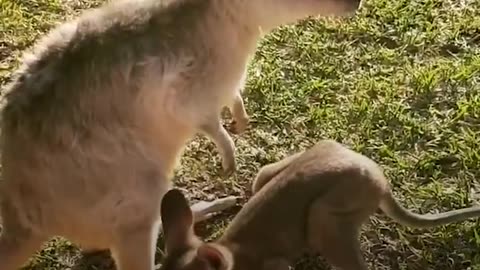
[0,0,362,269]
[159,140,480,270]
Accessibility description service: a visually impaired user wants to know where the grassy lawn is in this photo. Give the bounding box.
[1,0,479,269]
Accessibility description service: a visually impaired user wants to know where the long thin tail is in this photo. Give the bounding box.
[379,190,480,228]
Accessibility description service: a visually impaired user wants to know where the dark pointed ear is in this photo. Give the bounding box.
[160,189,194,253]
[197,244,231,270]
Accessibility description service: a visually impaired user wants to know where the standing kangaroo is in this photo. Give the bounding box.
[159,140,480,270]
[0,0,362,269]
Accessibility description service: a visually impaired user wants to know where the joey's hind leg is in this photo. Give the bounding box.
[308,199,368,270]
[228,92,249,135]
[308,217,367,270]
[252,151,304,194]
[200,119,236,177]
[0,228,46,270]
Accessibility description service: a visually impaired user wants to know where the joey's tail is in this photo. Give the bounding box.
[379,190,480,228]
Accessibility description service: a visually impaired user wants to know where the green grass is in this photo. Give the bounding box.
[1,0,479,269]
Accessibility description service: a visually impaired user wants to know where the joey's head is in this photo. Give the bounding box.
[159,189,293,270]
[243,0,362,32]
[159,189,234,270]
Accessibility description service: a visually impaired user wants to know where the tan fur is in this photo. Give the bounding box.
[0,0,361,269]
[159,140,480,270]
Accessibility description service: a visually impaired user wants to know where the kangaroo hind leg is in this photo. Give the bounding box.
[111,224,157,270]
[307,200,368,270]
[0,225,46,270]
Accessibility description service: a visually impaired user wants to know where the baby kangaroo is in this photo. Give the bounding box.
[0,0,362,269]
[159,140,480,270]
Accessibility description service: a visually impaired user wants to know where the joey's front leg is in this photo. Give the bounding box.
[228,92,249,135]
[200,119,236,177]
[190,196,238,223]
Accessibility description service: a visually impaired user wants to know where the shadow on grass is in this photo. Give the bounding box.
[72,250,114,270]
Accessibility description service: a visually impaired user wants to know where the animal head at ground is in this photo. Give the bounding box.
[159,189,235,270]
[159,140,480,270]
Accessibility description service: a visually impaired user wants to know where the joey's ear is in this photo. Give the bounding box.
[160,189,194,252]
[197,244,232,270]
